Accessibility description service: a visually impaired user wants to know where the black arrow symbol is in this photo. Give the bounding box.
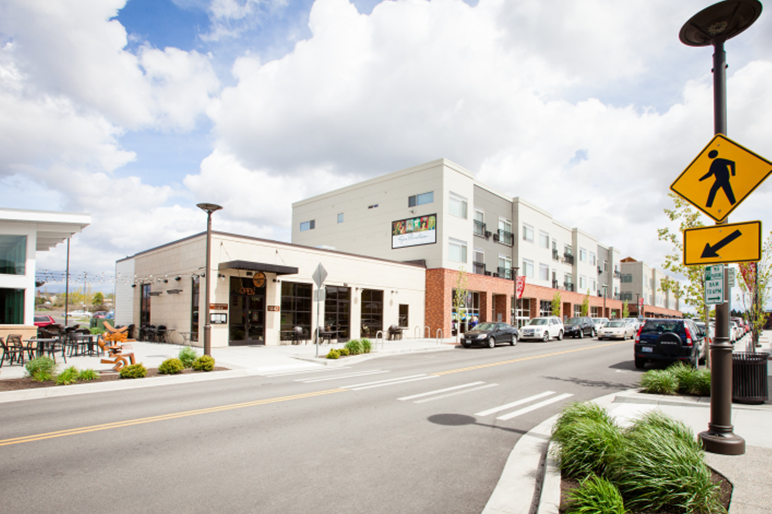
[701,229,742,258]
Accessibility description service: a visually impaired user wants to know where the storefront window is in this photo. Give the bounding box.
[281,282,313,340]
[0,288,24,324]
[360,289,383,337]
[0,235,26,275]
[399,304,409,328]
[140,284,151,326]
[324,286,350,341]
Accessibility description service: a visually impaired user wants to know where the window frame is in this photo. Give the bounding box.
[449,192,468,219]
[449,238,468,263]
[300,220,315,232]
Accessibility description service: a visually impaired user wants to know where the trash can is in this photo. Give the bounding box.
[732,352,769,404]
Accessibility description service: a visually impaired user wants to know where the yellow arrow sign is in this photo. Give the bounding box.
[683,221,762,266]
[671,135,772,222]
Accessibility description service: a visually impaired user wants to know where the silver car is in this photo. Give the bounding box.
[519,316,564,342]
[598,320,636,340]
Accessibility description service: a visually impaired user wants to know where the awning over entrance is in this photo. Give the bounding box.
[218,260,299,276]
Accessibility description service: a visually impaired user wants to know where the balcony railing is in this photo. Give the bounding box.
[473,220,486,238]
[563,282,575,292]
[597,266,603,275]
[497,229,514,246]
[563,253,574,265]
[614,270,621,278]
[473,261,486,275]
[552,279,559,289]
[498,267,513,280]
[552,249,560,261]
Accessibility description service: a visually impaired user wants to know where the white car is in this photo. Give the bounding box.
[519,316,564,341]
[598,320,636,340]
[65,310,92,318]
[593,317,610,332]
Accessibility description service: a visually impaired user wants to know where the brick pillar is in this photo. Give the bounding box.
[480,292,489,323]
[493,295,509,323]
[426,269,453,339]
[529,298,538,319]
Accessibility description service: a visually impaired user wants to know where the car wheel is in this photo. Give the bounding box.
[543,331,550,342]
[488,337,496,349]
[557,330,563,341]
[510,334,517,346]
[577,329,583,339]
[634,357,646,369]
[592,329,597,338]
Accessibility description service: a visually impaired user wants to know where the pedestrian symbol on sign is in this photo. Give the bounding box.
[700,150,736,208]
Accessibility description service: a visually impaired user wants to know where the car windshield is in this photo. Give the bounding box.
[641,320,682,334]
[474,322,497,331]
[607,321,625,327]
[565,318,582,325]
[528,319,549,325]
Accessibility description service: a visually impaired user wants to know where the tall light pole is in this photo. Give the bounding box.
[197,203,223,356]
[679,0,762,456]
[511,266,520,326]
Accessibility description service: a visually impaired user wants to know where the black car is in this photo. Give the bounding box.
[563,317,596,339]
[634,318,706,369]
[462,322,518,348]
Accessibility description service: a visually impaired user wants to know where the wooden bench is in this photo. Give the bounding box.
[97,335,136,371]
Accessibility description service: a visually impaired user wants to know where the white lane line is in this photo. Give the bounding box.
[398,382,486,401]
[496,393,574,421]
[348,375,438,391]
[475,391,556,417]
[343,374,428,389]
[414,384,499,404]
[297,370,389,383]
[263,368,337,377]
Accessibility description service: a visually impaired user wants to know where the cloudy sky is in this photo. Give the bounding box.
[2,0,772,295]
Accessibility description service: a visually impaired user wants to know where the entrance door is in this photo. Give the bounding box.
[229,277,266,345]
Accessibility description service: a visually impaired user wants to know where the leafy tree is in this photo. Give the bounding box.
[581,290,590,316]
[551,292,562,318]
[622,300,629,319]
[453,268,469,341]
[737,232,772,350]
[92,292,104,307]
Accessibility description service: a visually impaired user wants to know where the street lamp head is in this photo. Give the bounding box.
[679,0,762,47]
[197,203,223,214]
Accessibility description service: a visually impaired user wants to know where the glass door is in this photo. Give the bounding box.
[229,277,266,345]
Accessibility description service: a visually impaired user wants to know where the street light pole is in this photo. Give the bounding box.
[511,266,520,327]
[679,0,762,456]
[197,203,223,357]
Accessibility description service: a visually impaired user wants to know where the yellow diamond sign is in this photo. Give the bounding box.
[683,221,762,266]
[671,134,772,222]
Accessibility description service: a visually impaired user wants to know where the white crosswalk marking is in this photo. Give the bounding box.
[298,369,389,383]
[413,384,499,404]
[398,382,486,401]
[345,374,438,391]
[475,391,556,417]
[496,393,574,421]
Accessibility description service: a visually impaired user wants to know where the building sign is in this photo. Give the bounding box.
[210,303,228,310]
[392,214,437,249]
[705,265,724,305]
[210,313,227,324]
[267,305,280,312]
[252,272,266,288]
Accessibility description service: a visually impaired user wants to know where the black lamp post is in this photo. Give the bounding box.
[679,0,762,456]
[197,203,223,356]
[511,266,520,326]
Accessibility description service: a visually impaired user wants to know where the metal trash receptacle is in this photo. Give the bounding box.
[732,352,769,404]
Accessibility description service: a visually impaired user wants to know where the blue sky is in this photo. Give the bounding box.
[2,0,772,303]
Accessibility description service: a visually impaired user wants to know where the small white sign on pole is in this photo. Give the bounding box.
[705,264,724,306]
[727,267,736,288]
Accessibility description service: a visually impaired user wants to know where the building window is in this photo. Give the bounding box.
[621,274,633,283]
[522,224,534,243]
[0,235,26,275]
[399,304,409,328]
[281,282,313,340]
[579,275,586,290]
[580,248,587,262]
[324,286,351,341]
[540,300,552,317]
[0,288,24,324]
[337,213,344,223]
[498,255,512,279]
[449,192,468,219]
[589,252,596,266]
[603,260,608,272]
[409,191,434,207]
[590,279,596,293]
[539,263,549,281]
[449,238,467,263]
[498,218,513,245]
[564,273,574,291]
[574,305,582,317]
[140,284,151,325]
[474,209,485,237]
[361,289,383,337]
[539,231,549,249]
[523,258,534,278]
[473,249,485,275]
[300,220,315,231]
[191,276,200,342]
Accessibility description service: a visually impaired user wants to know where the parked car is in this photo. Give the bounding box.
[633,318,706,369]
[593,317,610,332]
[93,311,109,319]
[461,322,518,348]
[694,321,714,343]
[563,317,596,339]
[34,315,56,328]
[598,320,636,340]
[65,310,92,319]
[519,317,564,342]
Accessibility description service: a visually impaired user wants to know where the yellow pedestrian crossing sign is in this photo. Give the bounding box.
[671,134,772,222]
[683,221,762,266]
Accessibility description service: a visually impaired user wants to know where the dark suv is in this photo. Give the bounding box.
[564,317,596,339]
[634,318,706,369]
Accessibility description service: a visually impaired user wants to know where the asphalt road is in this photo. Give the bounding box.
[0,337,642,514]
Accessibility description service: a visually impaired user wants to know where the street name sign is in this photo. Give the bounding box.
[671,134,772,222]
[705,264,724,305]
[683,221,762,266]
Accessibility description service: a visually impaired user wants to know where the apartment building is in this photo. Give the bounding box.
[620,257,681,317]
[293,159,681,337]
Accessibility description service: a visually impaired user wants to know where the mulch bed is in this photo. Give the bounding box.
[0,367,230,392]
[559,471,732,513]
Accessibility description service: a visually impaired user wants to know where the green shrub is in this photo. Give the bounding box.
[120,363,147,379]
[56,366,80,386]
[361,338,372,353]
[338,347,350,356]
[159,358,184,375]
[25,356,57,382]
[613,420,722,514]
[552,416,625,479]
[345,339,363,355]
[78,369,100,381]
[690,368,711,396]
[192,355,215,371]
[326,349,340,359]
[640,369,679,395]
[89,327,105,335]
[553,402,615,438]
[566,475,625,514]
[178,346,198,368]
[627,410,702,454]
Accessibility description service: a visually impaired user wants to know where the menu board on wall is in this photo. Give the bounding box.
[392,214,437,249]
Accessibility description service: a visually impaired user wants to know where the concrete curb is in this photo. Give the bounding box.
[613,389,772,411]
[292,344,456,366]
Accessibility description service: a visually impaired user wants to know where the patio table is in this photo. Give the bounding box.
[25,337,66,363]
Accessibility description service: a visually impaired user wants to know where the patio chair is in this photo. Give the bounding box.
[1,336,25,367]
[156,325,168,343]
[2,334,26,366]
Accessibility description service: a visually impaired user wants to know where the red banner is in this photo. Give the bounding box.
[516,276,526,299]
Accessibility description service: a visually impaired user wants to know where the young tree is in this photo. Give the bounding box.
[453,268,469,341]
[737,232,772,351]
[622,300,629,319]
[92,292,104,308]
[581,290,590,316]
[551,292,562,318]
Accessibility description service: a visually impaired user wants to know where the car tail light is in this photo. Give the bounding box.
[684,324,693,346]
[635,325,643,344]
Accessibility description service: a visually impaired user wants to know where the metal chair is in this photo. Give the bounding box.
[0,336,25,367]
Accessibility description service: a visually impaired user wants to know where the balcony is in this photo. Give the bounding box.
[563,282,575,292]
[597,266,603,275]
[473,261,486,275]
[473,220,486,238]
[563,253,574,265]
[614,270,621,279]
[552,279,559,289]
[552,249,560,261]
[497,229,514,246]
[498,267,513,280]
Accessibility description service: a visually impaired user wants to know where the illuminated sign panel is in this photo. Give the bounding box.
[392,214,437,249]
